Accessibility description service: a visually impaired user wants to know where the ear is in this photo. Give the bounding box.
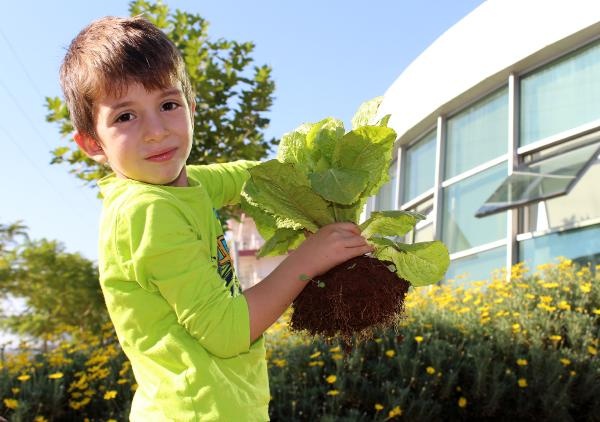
[189,100,196,123]
[73,132,108,165]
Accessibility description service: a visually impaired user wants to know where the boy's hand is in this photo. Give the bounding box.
[290,223,374,279]
[244,222,373,342]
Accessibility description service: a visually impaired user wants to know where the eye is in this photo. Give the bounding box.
[161,101,180,112]
[115,112,135,123]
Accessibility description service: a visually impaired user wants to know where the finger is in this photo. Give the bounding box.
[345,243,375,257]
[331,222,361,234]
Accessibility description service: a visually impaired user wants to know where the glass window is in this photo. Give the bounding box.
[445,88,508,179]
[519,224,600,271]
[476,140,600,217]
[404,197,434,244]
[444,246,506,287]
[404,131,436,202]
[520,151,600,233]
[520,40,600,146]
[442,163,507,253]
[375,160,397,210]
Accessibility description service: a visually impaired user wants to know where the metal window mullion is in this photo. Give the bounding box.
[433,115,446,241]
[507,73,519,281]
[395,146,404,210]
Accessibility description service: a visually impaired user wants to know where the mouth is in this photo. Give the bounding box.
[145,147,178,162]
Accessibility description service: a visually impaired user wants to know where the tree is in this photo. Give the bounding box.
[46,0,276,187]
[0,224,108,343]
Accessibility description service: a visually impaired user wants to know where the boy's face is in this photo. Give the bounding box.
[75,82,194,187]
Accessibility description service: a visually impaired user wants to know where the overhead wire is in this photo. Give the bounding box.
[0,124,88,215]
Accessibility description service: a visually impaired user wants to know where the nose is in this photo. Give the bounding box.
[143,112,168,143]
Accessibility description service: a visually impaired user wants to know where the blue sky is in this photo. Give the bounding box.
[0,0,484,261]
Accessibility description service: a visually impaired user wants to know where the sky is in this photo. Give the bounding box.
[0,0,485,262]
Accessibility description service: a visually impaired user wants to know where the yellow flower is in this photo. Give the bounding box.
[3,398,18,409]
[17,374,31,382]
[516,359,528,366]
[308,360,324,367]
[518,378,528,388]
[309,351,321,359]
[326,389,339,396]
[331,353,344,361]
[458,397,467,408]
[117,378,129,384]
[560,358,571,366]
[426,366,436,375]
[11,388,20,395]
[549,335,562,342]
[329,346,341,353]
[387,405,402,418]
[588,346,597,356]
[592,309,600,315]
[272,358,287,368]
[415,336,424,343]
[325,375,337,384]
[107,419,117,422]
[580,283,592,293]
[48,372,64,379]
[512,323,521,333]
[103,390,118,400]
[34,416,48,422]
[385,350,396,358]
[557,301,571,311]
[375,403,384,411]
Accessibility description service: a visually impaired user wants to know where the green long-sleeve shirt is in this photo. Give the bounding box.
[97,161,269,421]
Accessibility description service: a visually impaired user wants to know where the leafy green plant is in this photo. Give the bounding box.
[241,97,450,337]
[242,97,449,287]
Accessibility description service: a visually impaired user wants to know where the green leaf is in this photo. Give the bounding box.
[360,210,425,239]
[332,126,396,197]
[244,160,334,232]
[258,228,303,257]
[377,114,391,127]
[309,168,369,205]
[374,241,450,287]
[240,196,277,240]
[276,123,313,166]
[305,117,345,166]
[351,96,383,129]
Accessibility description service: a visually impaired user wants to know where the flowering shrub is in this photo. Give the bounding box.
[1,258,599,421]
[266,258,600,420]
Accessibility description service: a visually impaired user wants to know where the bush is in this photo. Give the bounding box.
[1,258,598,421]
[266,259,600,421]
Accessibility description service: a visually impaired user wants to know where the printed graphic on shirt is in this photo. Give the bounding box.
[216,234,239,295]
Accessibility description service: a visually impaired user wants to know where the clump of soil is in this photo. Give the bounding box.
[290,255,410,340]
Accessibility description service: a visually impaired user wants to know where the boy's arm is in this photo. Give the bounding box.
[186,160,259,208]
[118,197,252,358]
[243,223,373,342]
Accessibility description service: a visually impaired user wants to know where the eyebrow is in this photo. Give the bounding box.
[109,88,184,110]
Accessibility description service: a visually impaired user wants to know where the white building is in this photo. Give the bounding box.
[371,0,600,283]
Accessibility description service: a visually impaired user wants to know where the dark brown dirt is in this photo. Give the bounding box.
[290,255,410,340]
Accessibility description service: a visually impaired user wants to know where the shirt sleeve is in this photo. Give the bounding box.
[115,195,251,358]
[186,160,260,208]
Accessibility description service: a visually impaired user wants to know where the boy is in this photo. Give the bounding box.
[62,15,372,421]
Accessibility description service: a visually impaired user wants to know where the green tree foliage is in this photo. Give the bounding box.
[45,0,276,187]
[0,224,108,342]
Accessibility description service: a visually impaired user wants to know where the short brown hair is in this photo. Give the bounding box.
[60,15,194,138]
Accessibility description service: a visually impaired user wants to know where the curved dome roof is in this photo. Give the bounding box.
[379,0,600,144]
